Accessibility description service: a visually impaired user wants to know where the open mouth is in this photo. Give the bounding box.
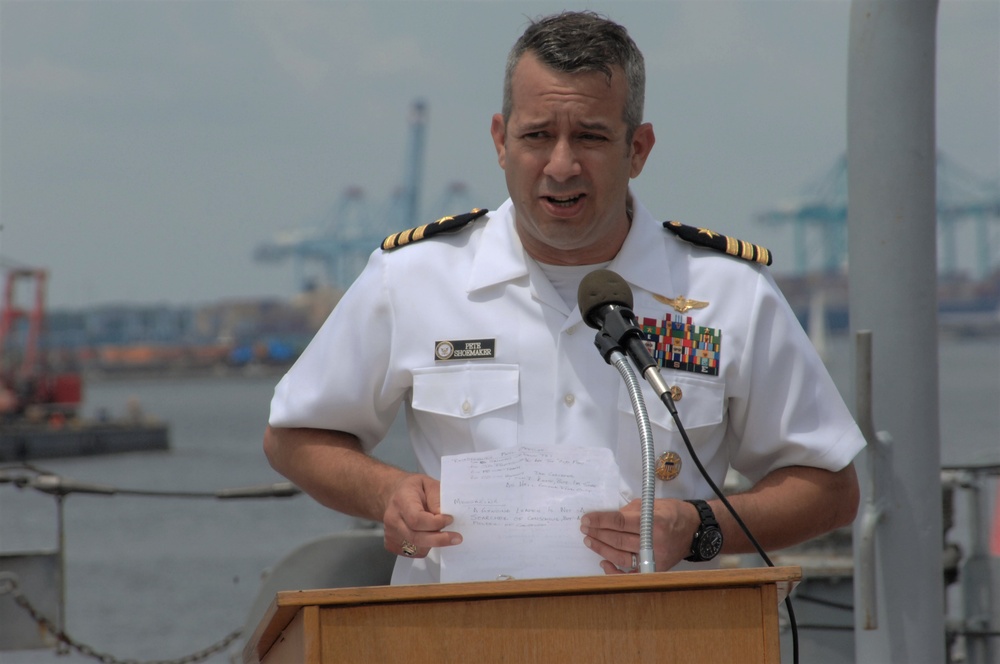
[545,194,584,208]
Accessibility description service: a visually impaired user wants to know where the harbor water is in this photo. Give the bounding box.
[1,334,997,663]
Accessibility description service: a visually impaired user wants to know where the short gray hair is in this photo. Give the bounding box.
[502,12,646,140]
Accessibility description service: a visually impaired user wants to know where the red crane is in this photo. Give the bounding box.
[0,268,81,419]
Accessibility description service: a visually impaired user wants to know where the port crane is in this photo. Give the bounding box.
[254,100,474,291]
[755,152,1000,277]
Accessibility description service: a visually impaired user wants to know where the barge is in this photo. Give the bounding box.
[0,419,169,462]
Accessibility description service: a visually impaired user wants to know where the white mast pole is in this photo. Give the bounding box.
[847,1,944,661]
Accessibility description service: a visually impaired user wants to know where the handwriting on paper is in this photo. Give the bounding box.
[439,446,621,583]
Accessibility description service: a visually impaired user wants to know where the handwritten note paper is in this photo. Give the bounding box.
[439,446,621,583]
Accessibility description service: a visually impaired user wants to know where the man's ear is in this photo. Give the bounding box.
[490,114,507,169]
[628,122,655,178]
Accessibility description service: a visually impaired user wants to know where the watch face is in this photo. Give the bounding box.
[698,528,724,560]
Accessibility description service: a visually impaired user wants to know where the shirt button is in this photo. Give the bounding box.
[462,400,472,413]
[564,394,576,406]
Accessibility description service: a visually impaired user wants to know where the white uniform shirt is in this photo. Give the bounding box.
[270,195,866,584]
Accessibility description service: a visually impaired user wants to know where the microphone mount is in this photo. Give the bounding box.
[578,269,660,573]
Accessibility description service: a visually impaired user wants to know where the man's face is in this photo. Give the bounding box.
[491,52,654,265]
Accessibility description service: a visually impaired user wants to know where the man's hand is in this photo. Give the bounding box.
[381,473,462,558]
[264,426,464,558]
[581,498,698,574]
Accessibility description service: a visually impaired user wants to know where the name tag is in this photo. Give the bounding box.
[435,339,496,361]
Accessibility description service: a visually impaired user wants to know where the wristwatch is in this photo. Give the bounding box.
[684,499,723,562]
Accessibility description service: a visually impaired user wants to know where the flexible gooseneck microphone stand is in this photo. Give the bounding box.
[600,342,657,574]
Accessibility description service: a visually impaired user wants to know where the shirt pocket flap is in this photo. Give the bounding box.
[617,374,725,431]
[412,364,519,418]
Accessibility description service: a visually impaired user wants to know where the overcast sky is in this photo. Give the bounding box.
[2,0,997,309]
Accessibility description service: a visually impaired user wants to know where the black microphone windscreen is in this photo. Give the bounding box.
[577,269,634,329]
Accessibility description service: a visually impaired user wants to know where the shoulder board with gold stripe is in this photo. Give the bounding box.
[662,220,773,266]
[381,208,489,251]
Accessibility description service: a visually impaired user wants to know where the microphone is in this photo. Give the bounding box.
[577,270,673,410]
[577,268,633,329]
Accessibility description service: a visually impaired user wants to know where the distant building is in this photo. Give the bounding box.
[40,292,339,373]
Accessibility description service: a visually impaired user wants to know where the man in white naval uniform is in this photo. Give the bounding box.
[265,11,864,585]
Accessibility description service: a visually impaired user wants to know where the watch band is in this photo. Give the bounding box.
[685,499,717,524]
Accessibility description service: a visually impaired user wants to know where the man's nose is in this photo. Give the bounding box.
[543,138,582,182]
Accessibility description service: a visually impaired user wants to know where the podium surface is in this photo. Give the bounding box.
[244,566,801,664]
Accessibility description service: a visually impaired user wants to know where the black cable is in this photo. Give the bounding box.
[660,391,800,664]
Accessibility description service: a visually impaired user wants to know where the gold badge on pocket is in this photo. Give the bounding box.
[655,451,682,481]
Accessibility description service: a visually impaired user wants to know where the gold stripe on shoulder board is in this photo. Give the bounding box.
[381,208,489,251]
[663,220,773,266]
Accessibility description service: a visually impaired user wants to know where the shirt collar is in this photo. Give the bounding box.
[608,194,677,300]
[466,199,528,293]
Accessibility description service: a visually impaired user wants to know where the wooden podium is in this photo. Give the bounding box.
[243,566,800,663]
